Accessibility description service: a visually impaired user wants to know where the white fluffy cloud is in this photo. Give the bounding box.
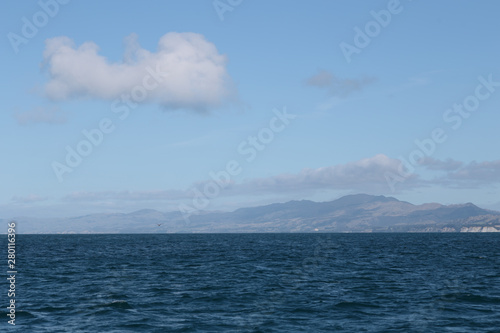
[43,33,236,111]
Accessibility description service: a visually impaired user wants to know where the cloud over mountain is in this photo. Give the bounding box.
[231,154,419,195]
[438,160,500,188]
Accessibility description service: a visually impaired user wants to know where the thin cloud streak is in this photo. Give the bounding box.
[11,194,48,204]
[305,70,376,98]
[14,106,67,125]
[63,190,191,202]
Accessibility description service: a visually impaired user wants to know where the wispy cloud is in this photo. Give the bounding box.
[42,33,237,112]
[408,158,500,189]
[11,194,48,203]
[439,160,500,188]
[62,190,190,202]
[419,157,463,171]
[167,133,218,148]
[14,106,67,125]
[305,70,376,97]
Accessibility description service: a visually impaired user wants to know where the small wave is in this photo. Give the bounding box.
[36,306,68,313]
[334,300,381,309]
[436,292,500,305]
[12,309,37,319]
[92,300,133,310]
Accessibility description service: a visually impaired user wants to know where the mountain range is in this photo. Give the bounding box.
[5,194,500,234]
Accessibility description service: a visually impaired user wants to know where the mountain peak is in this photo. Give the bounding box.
[127,209,162,216]
[331,194,398,206]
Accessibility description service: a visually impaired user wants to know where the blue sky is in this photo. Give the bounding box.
[1,0,500,218]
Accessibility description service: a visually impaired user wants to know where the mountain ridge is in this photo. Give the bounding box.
[5,194,500,234]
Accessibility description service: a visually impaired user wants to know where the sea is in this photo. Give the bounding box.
[2,233,500,332]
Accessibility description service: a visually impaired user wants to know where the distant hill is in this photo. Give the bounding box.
[6,194,500,234]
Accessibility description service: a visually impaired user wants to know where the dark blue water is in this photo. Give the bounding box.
[2,233,500,332]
